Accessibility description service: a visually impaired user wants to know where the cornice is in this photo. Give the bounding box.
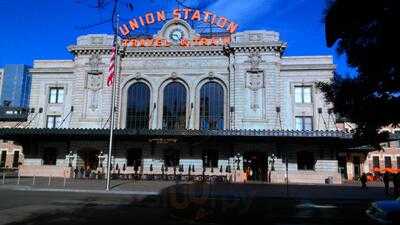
[67,42,287,57]
[29,68,74,74]
[281,64,336,71]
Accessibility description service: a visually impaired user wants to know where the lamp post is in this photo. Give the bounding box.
[67,151,74,168]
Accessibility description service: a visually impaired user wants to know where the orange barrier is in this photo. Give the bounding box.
[372,167,400,174]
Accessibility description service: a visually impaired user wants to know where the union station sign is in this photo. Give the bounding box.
[119,8,238,48]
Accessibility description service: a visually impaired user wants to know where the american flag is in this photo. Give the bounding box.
[107,46,116,87]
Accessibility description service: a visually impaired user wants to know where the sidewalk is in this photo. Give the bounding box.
[0,177,395,201]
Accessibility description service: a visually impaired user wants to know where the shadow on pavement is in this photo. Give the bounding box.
[6,183,378,225]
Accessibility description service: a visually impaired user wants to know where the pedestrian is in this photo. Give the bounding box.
[360,173,368,190]
[394,173,400,197]
[383,172,390,195]
[74,167,79,179]
[79,167,84,179]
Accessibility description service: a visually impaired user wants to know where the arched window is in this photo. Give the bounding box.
[126,82,150,129]
[163,82,187,129]
[200,82,224,130]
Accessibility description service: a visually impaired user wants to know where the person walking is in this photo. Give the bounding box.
[79,167,84,179]
[383,172,390,195]
[360,173,368,190]
[394,173,400,197]
[74,167,79,179]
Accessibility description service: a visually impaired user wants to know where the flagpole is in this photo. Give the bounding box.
[106,2,119,191]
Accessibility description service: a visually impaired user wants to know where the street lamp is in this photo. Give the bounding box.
[67,151,74,168]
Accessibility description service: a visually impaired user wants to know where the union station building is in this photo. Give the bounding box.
[0,18,354,184]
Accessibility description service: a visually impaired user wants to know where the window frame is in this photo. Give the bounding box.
[297,151,315,171]
[126,148,142,170]
[42,148,57,166]
[397,156,400,169]
[163,148,180,168]
[294,86,313,104]
[199,82,224,130]
[48,87,64,104]
[372,156,380,169]
[202,149,219,168]
[384,156,392,168]
[162,82,187,130]
[295,116,313,131]
[46,115,62,129]
[126,82,151,129]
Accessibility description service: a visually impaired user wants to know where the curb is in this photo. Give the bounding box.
[0,185,159,196]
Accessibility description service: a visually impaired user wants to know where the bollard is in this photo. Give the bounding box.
[32,175,36,185]
[17,172,20,185]
[2,173,5,185]
[48,176,51,186]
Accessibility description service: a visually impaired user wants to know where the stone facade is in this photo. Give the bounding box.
[0,121,24,169]
[337,124,400,180]
[18,19,341,183]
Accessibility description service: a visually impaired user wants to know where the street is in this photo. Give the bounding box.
[0,182,389,225]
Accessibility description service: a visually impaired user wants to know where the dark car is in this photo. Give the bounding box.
[366,197,400,224]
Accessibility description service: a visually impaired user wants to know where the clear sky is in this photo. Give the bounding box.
[0,0,354,75]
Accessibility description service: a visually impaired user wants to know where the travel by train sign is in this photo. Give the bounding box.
[119,7,238,48]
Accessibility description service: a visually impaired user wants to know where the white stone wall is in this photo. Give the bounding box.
[23,22,340,183]
[27,24,335,132]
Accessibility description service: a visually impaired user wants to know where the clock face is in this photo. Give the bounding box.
[169,28,184,42]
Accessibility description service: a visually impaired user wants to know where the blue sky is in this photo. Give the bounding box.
[0,0,354,75]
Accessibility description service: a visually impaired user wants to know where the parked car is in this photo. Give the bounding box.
[366,197,400,224]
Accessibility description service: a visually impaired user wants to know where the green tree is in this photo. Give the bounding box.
[318,0,399,146]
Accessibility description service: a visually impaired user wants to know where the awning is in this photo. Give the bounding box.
[0,128,353,143]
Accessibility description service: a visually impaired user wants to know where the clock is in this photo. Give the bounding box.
[169,28,184,42]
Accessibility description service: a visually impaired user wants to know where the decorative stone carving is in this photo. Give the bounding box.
[88,54,103,72]
[86,54,104,91]
[246,72,264,111]
[86,73,103,91]
[85,55,105,112]
[171,72,178,79]
[208,72,215,80]
[134,72,141,80]
[245,52,265,111]
[245,52,265,72]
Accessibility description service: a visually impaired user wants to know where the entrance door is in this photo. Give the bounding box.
[12,151,20,168]
[78,150,99,170]
[0,151,6,168]
[243,152,267,181]
[353,156,361,180]
[338,156,347,179]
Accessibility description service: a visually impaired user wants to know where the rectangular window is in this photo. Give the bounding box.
[372,156,380,169]
[203,149,219,168]
[48,87,64,104]
[294,86,312,104]
[127,149,142,169]
[0,151,6,168]
[295,116,313,131]
[42,148,57,165]
[163,149,179,167]
[46,115,61,128]
[12,151,20,168]
[297,151,315,170]
[384,156,392,168]
[397,157,400,169]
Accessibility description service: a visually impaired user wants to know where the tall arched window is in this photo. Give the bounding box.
[126,82,150,129]
[163,82,187,129]
[200,82,224,130]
